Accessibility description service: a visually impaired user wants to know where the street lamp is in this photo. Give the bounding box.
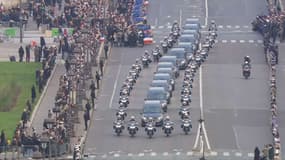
[19,0,23,43]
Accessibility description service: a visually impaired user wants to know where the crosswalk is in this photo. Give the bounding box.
[83,149,255,159]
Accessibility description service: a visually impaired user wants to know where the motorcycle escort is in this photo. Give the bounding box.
[113,120,125,136]
[145,120,156,138]
[181,117,192,135]
[127,121,139,137]
[242,61,251,79]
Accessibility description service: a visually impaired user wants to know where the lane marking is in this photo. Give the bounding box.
[243,25,249,28]
[231,40,237,43]
[218,25,223,29]
[223,152,230,156]
[233,127,241,149]
[127,153,133,156]
[239,40,245,43]
[101,154,107,158]
[163,152,169,156]
[179,9,183,27]
[248,153,254,157]
[235,152,242,157]
[257,40,263,43]
[167,25,172,29]
[226,25,232,28]
[138,153,144,156]
[151,26,156,29]
[235,25,240,29]
[222,40,227,43]
[205,0,208,26]
[248,40,254,43]
[210,151,218,156]
[176,152,181,156]
[187,151,193,156]
[108,64,122,108]
[201,25,206,29]
[150,152,157,156]
[158,26,164,29]
[113,153,120,157]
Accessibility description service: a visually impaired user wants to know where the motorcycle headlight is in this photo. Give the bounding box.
[158,115,163,120]
[162,102,167,107]
[171,80,175,85]
[181,60,186,64]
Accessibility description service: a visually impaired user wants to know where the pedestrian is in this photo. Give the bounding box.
[40,36,46,49]
[48,109,52,118]
[31,85,36,103]
[268,144,274,160]
[25,44,31,62]
[21,109,28,128]
[90,89,96,108]
[26,100,32,112]
[95,71,100,89]
[99,59,104,76]
[254,146,260,160]
[83,111,89,131]
[34,46,40,62]
[104,42,109,59]
[90,80,96,91]
[65,59,70,72]
[0,130,6,149]
[85,101,91,112]
[18,46,25,62]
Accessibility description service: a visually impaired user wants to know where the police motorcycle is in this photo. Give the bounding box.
[161,40,169,54]
[119,95,129,108]
[162,116,174,137]
[129,69,139,80]
[113,118,125,136]
[181,93,192,106]
[195,54,202,67]
[152,45,162,62]
[181,115,192,135]
[127,116,139,137]
[137,30,145,47]
[179,106,191,119]
[242,60,251,79]
[116,108,127,121]
[120,83,131,96]
[131,60,142,73]
[208,20,217,32]
[141,50,152,68]
[145,118,156,138]
[200,48,209,60]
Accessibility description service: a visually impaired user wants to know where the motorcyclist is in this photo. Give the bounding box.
[128,116,137,124]
[163,116,173,125]
[209,20,217,31]
[114,115,124,124]
[181,114,192,127]
[172,20,180,32]
[244,56,251,64]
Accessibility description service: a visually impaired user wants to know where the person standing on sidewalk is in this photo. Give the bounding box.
[99,59,104,76]
[90,89,96,108]
[95,71,101,89]
[104,42,109,59]
[31,85,36,103]
[25,44,31,62]
[83,111,89,131]
[18,46,25,62]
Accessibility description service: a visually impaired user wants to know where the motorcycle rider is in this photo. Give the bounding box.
[128,116,137,124]
[209,20,217,31]
[171,20,180,32]
[181,114,192,128]
[244,56,251,64]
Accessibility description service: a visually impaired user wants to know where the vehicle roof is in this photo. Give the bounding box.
[169,48,185,52]
[148,87,166,91]
[182,29,198,33]
[157,68,172,71]
[144,100,161,105]
[151,80,169,83]
[178,42,193,45]
[154,73,171,77]
[180,34,195,38]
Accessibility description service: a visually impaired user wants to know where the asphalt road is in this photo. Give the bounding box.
[84,0,279,159]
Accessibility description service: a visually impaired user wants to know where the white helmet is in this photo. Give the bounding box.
[130,116,135,120]
[211,20,215,24]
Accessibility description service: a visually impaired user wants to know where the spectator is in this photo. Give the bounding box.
[18,46,25,62]
[25,44,31,62]
[26,100,32,112]
[21,109,28,128]
[83,111,89,131]
[95,71,100,89]
[90,80,96,91]
[40,36,46,49]
[104,42,109,59]
[254,146,260,160]
[90,90,96,108]
[31,85,36,103]
[99,59,104,76]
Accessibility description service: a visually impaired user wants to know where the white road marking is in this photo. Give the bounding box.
[163,152,169,156]
[239,40,245,43]
[235,152,242,156]
[138,153,144,156]
[231,40,237,43]
[179,9,183,27]
[113,153,120,157]
[101,154,107,158]
[243,25,249,28]
[151,26,156,29]
[233,127,241,149]
[226,25,232,28]
[218,25,223,28]
[186,151,193,156]
[257,40,263,43]
[222,40,228,43]
[248,40,254,43]
[223,152,230,156]
[176,152,181,155]
[167,15,171,18]
[201,25,206,29]
[109,64,122,108]
[158,26,164,29]
[248,153,254,157]
[150,152,157,156]
[127,153,133,156]
[210,151,218,156]
[167,25,172,29]
[235,25,240,29]
[215,40,218,43]
[205,0,208,26]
